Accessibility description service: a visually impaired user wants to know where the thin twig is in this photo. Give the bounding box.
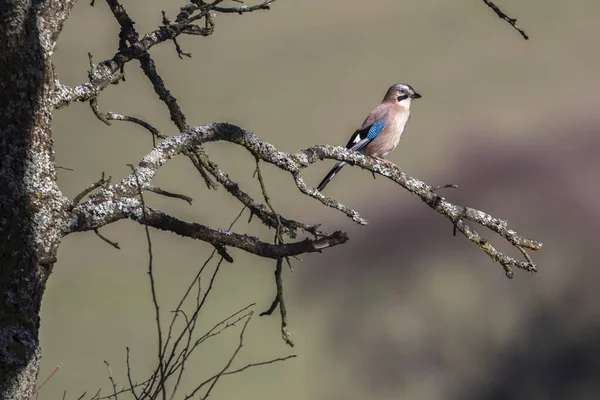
[431,183,458,191]
[104,361,119,400]
[146,186,193,205]
[254,158,284,245]
[188,355,296,397]
[260,258,294,346]
[104,112,166,142]
[52,0,276,109]
[185,312,253,400]
[94,229,121,249]
[168,305,256,398]
[482,0,529,39]
[72,172,111,206]
[160,255,227,395]
[217,355,296,377]
[90,388,101,400]
[213,0,276,14]
[186,152,219,190]
[32,365,61,397]
[126,347,141,400]
[202,156,322,238]
[128,164,167,400]
[161,205,245,367]
[163,208,247,399]
[253,159,294,345]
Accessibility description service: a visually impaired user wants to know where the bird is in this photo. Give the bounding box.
[316,83,421,192]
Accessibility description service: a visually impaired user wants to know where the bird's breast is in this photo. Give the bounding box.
[389,109,411,148]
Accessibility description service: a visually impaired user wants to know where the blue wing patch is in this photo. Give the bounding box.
[367,119,385,140]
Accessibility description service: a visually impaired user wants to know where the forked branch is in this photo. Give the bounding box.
[68,123,540,278]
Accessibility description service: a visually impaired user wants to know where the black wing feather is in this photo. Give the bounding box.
[316,109,388,192]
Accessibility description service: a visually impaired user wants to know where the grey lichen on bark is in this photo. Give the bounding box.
[0,1,77,398]
[66,122,540,276]
[0,0,539,398]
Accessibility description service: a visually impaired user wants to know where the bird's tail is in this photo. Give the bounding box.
[317,161,346,192]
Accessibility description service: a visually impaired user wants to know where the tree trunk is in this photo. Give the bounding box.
[0,1,75,398]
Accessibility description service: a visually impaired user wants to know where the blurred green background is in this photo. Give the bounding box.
[40,0,600,398]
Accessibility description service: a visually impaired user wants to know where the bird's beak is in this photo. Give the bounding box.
[411,92,422,99]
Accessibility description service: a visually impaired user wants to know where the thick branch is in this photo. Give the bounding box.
[51,0,279,109]
[67,123,540,276]
[0,0,78,397]
[68,197,348,259]
[201,157,324,238]
[104,0,189,130]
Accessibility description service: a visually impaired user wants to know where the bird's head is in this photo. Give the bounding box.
[384,83,422,107]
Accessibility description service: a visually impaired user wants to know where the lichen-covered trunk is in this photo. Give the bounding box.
[0,1,74,398]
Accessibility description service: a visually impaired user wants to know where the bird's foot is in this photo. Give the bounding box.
[374,157,400,170]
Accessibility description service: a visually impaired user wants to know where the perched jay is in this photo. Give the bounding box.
[317,83,421,192]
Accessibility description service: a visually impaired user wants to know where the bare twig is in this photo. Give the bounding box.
[49,0,543,398]
[126,347,141,400]
[104,361,119,400]
[202,156,322,238]
[188,354,296,398]
[52,1,280,109]
[90,388,101,400]
[161,208,245,399]
[67,123,539,277]
[431,184,458,191]
[185,312,254,400]
[128,164,167,400]
[255,158,284,244]
[167,304,255,398]
[146,186,193,205]
[94,229,121,249]
[194,304,255,346]
[89,97,111,126]
[88,96,165,148]
[168,304,254,399]
[105,113,165,140]
[254,158,294,345]
[72,172,111,206]
[69,195,349,259]
[186,151,219,190]
[52,73,123,110]
[260,258,294,346]
[482,0,529,39]
[32,365,61,398]
[165,207,246,351]
[213,355,296,377]
[213,0,276,14]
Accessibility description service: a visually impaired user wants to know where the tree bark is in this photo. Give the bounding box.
[0,0,539,397]
[0,1,76,398]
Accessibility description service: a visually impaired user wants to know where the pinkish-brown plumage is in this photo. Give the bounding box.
[317,83,421,191]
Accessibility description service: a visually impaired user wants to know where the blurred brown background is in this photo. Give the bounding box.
[40,0,600,399]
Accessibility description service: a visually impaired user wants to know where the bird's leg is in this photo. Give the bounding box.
[374,156,401,171]
[374,156,392,166]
